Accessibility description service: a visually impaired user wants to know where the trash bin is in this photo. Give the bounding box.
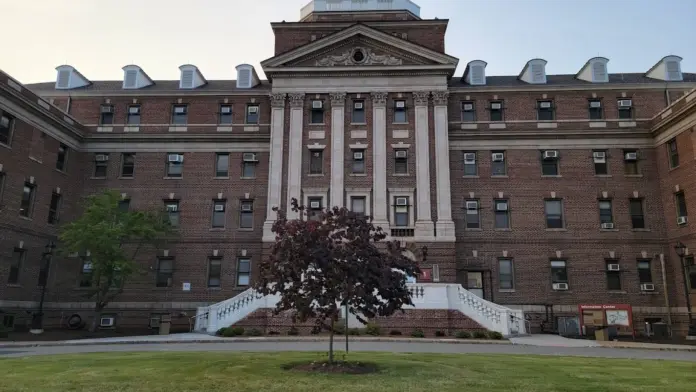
[159,314,172,335]
[594,326,609,341]
[652,323,669,339]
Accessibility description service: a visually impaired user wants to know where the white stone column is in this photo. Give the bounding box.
[413,91,434,238]
[286,93,305,220]
[330,92,346,208]
[432,91,455,240]
[263,93,287,241]
[371,92,389,230]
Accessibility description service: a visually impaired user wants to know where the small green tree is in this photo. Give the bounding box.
[59,190,173,332]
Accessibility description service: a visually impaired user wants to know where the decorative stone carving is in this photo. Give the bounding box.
[270,93,286,107]
[413,91,430,106]
[431,91,449,106]
[316,47,403,66]
[329,92,347,106]
[371,92,388,106]
[288,93,305,108]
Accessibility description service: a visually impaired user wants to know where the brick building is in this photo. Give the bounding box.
[1,0,696,336]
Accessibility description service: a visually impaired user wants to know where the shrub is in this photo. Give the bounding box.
[268,330,280,335]
[348,328,362,336]
[245,328,263,337]
[333,323,346,335]
[216,327,228,336]
[222,328,238,337]
[365,323,381,336]
[411,329,425,338]
[287,327,299,336]
[455,331,471,339]
[389,329,402,336]
[435,330,446,337]
[231,327,245,336]
[488,331,504,340]
[473,330,487,339]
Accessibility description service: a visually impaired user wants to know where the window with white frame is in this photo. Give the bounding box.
[461,101,475,122]
[593,150,607,175]
[463,151,477,176]
[352,100,365,123]
[394,149,408,174]
[100,105,114,125]
[212,200,226,228]
[242,152,258,178]
[352,150,365,174]
[165,200,180,227]
[618,99,633,119]
[489,101,503,122]
[309,150,323,174]
[239,200,253,228]
[589,99,603,120]
[127,105,141,125]
[494,199,510,229]
[537,100,554,121]
[465,199,480,229]
[307,197,323,221]
[350,196,366,217]
[394,100,407,123]
[171,104,188,125]
[246,104,259,124]
[491,151,506,176]
[237,258,250,286]
[219,104,232,125]
[165,153,184,178]
[393,196,410,227]
[310,100,324,124]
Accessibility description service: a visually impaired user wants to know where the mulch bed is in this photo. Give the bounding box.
[283,360,379,374]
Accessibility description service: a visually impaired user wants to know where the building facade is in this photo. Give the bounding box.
[2,0,696,336]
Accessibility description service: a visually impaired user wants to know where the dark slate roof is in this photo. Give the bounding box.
[450,73,696,87]
[24,80,273,93]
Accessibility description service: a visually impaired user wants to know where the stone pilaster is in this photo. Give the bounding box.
[371,91,389,229]
[286,93,305,220]
[263,93,287,241]
[330,92,346,208]
[413,91,434,238]
[431,90,455,240]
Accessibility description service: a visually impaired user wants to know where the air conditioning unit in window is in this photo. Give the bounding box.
[309,201,321,209]
[677,216,688,225]
[168,154,183,163]
[395,150,408,158]
[248,106,259,114]
[463,103,474,111]
[354,102,364,110]
[590,101,602,108]
[214,204,225,212]
[312,101,323,109]
[496,202,508,211]
[353,151,364,160]
[592,151,606,161]
[95,154,109,162]
[241,203,253,211]
[464,153,476,163]
[624,152,638,161]
[99,317,115,327]
[618,99,633,107]
[174,106,186,114]
[220,106,232,114]
[129,106,140,114]
[395,101,405,108]
[640,283,655,291]
[490,102,502,110]
[601,222,615,229]
[552,283,569,291]
[607,263,620,271]
[465,201,478,210]
[396,197,408,206]
[539,101,552,109]
[100,106,114,113]
[492,153,504,162]
[166,204,178,212]
[543,150,559,159]
[242,153,257,162]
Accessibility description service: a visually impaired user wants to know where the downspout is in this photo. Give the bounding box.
[66,95,72,114]
[664,83,671,107]
[659,253,673,334]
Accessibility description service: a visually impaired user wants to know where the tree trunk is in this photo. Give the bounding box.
[89,306,104,333]
[329,318,335,364]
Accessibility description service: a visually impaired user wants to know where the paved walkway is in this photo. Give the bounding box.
[509,334,601,347]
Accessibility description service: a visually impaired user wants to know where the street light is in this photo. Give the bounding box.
[673,241,696,337]
[30,241,56,335]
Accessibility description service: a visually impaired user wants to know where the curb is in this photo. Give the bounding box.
[596,343,696,352]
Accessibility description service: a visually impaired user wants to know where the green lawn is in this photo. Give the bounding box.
[1,352,694,392]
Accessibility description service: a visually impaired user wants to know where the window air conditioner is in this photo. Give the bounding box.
[174,106,186,114]
[496,202,508,211]
[242,153,257,162]
[540,101,552,109]
[95,154,109,162]
[589,101,602,108]
[601,222,615,229]
[166,204,178,212]
[241,203,252,211]
[214,204,225,212]
[463,103,474,111]
[640,283,655,291]
[354,102,364,110]
[395,150,407,158]
[592,151,606,161]
[677,216,687,225]
[465,201,478,210]
[552,283,569,290]
[607,263,620,271]
[624,152,638,161]
[100,106,114,113]
[490,102,502,110]
[248,106,259,114]
[492,153,505,162]
[309,201,321,209]
[395,101,405,108]
[168,154,183,163]
[543,150,558,159]
[99,317,115,327]
[129,106,140,114]
[353,151,364,160]
[618,99,633,107]
[220,106,232,114]
[312,101,323,109]
[395,197,408,206]
[464,153,476,163]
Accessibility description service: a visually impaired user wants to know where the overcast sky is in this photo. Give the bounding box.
[2,0,694,83]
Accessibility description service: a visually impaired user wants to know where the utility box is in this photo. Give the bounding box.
[159,314,172,335]
[594,326,609,341]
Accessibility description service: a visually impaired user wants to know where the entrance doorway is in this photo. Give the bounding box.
[467,272,484,298]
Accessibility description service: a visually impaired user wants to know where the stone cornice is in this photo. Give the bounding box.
[288,93,305,107]
[329,92,347,106]
[431,91,449,106]
[270,93,286,107]
[413,91,430,106]
[371,92,388,106]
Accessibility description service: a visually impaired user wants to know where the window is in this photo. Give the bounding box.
[165,200,180,227]
[100,105,114,125]
[127,105,141,125]
[494,199,510,229]
[212,200,226,228]
[629,199,645,229]
[491,151,506,176]
[8,248,24,284]
[676,192,688,221]
[394,197,409,227]
[208,258,222,288]
[215,153,229,177]
[166,153,184,178]
[537,100,554,121]
[465,199,480,229]
[618,99,633,119]
[394,149,408,174]
[461,101,475,122]
[489,101,503,122]
[606,260,622,290]
[545,199,564,228]
[19,183,35,217]
[79,259,93,287]
[352,150,365,174]
[550,260,568,284]
[593,150,608,175]
[624,150,639,175]
[541,151,559,176]
[47,192,61,224]
[310,100,324,124]
[171,104,188,125]
[56,144,68,171]
[246,104,259,124]
[308,197,323,221]
[121,153,135,178]
[637,260,652,283]
[237,258,251,286]
[219,104,232,125]
[598,200,613,225]
[156,258,173,287]
[668,139,679,168]
[350,196,366,217]
[394,100,407,123]
[118,199,130,212]
[499,259,514,290]
[588,99,603,120]
[463,151,477,176]
[352,100,365,123]
[240,200,253,228]
[94,153,109,178]
[309,150,323,174]
[242,152,257,178]
[0,112,14,145]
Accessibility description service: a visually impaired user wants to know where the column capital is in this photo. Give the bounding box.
[431,91,449,106]
[288,93,305,108]
[371,91,388,106]
[413,91,430,106]
[330,92,347,107]
[270,93,286,107]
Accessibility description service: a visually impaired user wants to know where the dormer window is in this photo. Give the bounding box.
[464,60,487,86]
[178,65,206,89]
[55,65,90,90]
[519,59,547,84]
[646,55,683,82]
[576,57,609,83]
[592,61,608,82]
[236,64,260,89]
[121,65,154,89]
[666,59,682,81]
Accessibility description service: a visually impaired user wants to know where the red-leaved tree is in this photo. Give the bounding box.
[255,199,424,363]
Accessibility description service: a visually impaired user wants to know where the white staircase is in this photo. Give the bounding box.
[194,284,526,336]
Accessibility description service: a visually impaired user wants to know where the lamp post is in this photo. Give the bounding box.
[673,241,696,337]
[30,241,56,334]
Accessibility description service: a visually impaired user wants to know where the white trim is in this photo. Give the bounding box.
[286,105,304,220]
[306,143,326,150]
[330,101,345,208]
[372,97,389,229]
[414,99,433,237]
[390,143,411,148]
[263,103,285,241]
[433,103,455,240]
[348,143,369,149]
[83,142,269,153]
[388,191,416,228]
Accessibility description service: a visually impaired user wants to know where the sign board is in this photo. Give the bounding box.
[419,268,432,282]
[182,282,191,291]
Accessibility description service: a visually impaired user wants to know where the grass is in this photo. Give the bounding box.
[1,352,695,392]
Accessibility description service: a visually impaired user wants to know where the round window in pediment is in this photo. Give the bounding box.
[352,49,365,64]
